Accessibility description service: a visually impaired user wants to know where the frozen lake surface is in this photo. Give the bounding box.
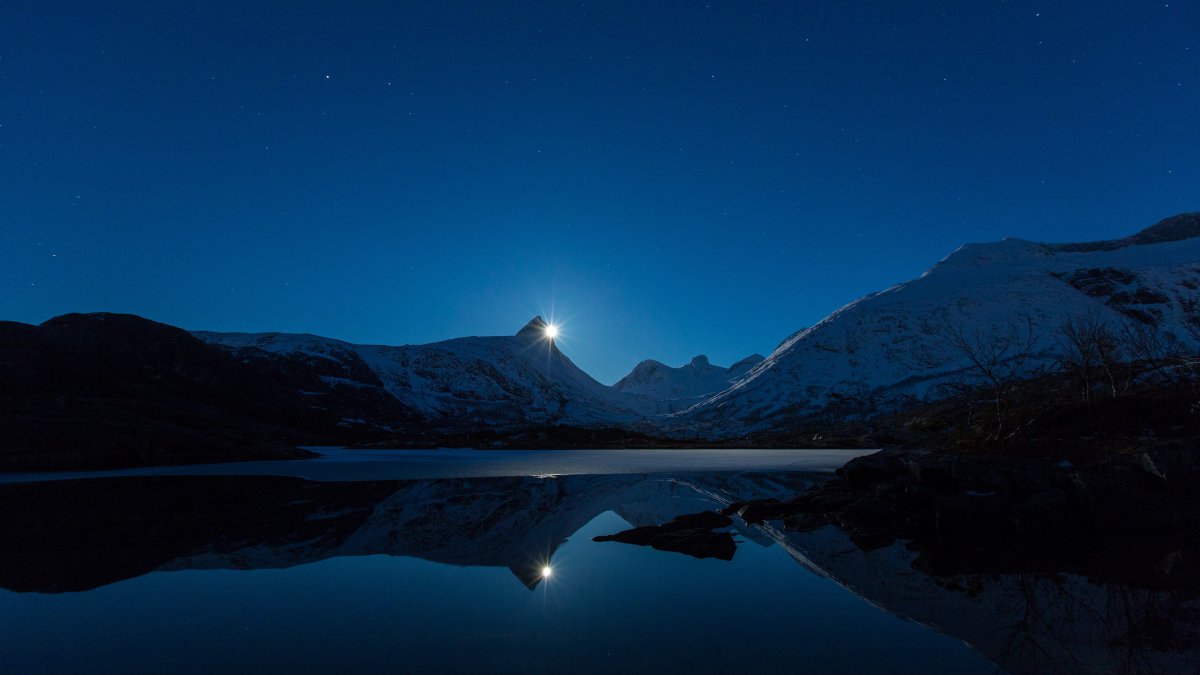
[0,447,876,484]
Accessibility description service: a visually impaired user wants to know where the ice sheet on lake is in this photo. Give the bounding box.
[0,447,875,484]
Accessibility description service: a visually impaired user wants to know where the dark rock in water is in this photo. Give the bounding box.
[648,529,737,560]
[593,511,736,560]
[805,483,860,511]
[929,493,1016,539]
[837,497,899,535]
[723,497,813,524]
[737,500,804,524]
[720,498,771,517]
[848,532,896,552]
[664,510,733,530]
[783,513,828,533]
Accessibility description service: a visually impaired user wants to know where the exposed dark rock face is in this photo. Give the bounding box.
[1055,266,1174,323]
[0,313,423,470]
[1061,267,1139,297]
[593,511,737,560]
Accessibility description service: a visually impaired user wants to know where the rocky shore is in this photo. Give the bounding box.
[589,436,1200,591]
[715,444,1200,587]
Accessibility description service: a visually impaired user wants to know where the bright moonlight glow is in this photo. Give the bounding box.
[541,565,553,578]
[544,324,559,339]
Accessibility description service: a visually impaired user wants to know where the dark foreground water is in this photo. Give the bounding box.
[1,449,1196,674]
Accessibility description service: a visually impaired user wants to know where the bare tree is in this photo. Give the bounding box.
[1058,315,1099,406]
[1057,310,1129,404]
[1174,294,1200,384]
[1118,319,1185,387]
[938,314,1044,442]
[1094,319,1131,398]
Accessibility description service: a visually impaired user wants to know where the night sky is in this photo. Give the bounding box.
[3,1,1197,383]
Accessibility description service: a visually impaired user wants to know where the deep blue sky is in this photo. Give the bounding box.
[3,1,1197,383]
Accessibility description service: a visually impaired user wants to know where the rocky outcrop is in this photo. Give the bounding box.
[592,511,736,560]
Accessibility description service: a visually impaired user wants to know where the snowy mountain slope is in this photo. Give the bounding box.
[613,353,765,413]
[196,316,647,431]
[681,212,1200,433]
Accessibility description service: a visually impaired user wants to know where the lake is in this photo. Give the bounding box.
[1,449,1194,673]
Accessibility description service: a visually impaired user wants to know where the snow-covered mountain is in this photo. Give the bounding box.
[195,316,645,432]
[680,212,1200,434]
[613,353,764,413]
[192,212,1200,438]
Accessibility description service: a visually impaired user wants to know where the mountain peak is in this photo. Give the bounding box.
[1128,212,1200,246]
[684,211,1200,432]
[515,316,549,338]
[729,354,766,371]
[690,355,710,368]
[1051,212,1200,253]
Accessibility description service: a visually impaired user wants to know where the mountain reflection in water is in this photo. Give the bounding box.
[1,470,1198,674]
[0,472,811,593]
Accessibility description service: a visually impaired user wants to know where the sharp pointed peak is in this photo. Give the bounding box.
[515,316,548,338]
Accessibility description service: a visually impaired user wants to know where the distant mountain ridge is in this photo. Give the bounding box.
[613,353,764,412]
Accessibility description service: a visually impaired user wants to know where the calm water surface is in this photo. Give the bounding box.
[2,449,1192,673]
